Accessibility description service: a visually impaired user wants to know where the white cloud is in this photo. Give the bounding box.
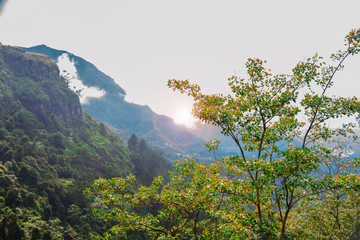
[57,53,106,104]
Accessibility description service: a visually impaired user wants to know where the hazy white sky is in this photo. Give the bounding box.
[1,0,360,126]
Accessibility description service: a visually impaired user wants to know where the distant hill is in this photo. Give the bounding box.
[23,45,356,162]
[21,45,213,162]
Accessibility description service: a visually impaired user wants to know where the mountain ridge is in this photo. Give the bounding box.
[21,44,212,161]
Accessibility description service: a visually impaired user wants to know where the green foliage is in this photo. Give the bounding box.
[289,143,360,239]
[204,138,220,160]
[0,44,136,239]
[89,28,360,239]
[128,134,171,186]
[0,211,24,239]
[128,134,138,153]
[50,132,66,149]
[86,159,243,239]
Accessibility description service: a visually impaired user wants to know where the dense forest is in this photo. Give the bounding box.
[0,45,170,239]
[1,27,360,240]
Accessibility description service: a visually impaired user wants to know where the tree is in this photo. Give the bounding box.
[290,142,360,239]
[87,28,360,239]
[138,138,148,155]
[128,134,138,153]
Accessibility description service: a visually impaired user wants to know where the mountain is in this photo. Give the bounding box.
[24,45,357,162]
[21,45,213,162]
[0,44,139,238]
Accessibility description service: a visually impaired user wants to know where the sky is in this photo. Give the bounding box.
[1,0,360,127]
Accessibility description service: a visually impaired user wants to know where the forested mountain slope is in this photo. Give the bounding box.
[0,44,136,238]
[21,45,212,162]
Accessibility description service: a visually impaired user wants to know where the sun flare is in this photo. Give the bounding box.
[173,108,195,128]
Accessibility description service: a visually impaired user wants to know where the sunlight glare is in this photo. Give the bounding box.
[173,108,195,128]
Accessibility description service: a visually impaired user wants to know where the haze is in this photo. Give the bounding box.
[1,0,360,126]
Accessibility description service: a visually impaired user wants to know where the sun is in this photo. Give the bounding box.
[173,108,195,128]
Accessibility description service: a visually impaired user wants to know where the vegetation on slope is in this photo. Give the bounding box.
[0,44,170,239]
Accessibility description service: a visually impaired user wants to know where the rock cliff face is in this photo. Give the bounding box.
[0,45,82,130]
